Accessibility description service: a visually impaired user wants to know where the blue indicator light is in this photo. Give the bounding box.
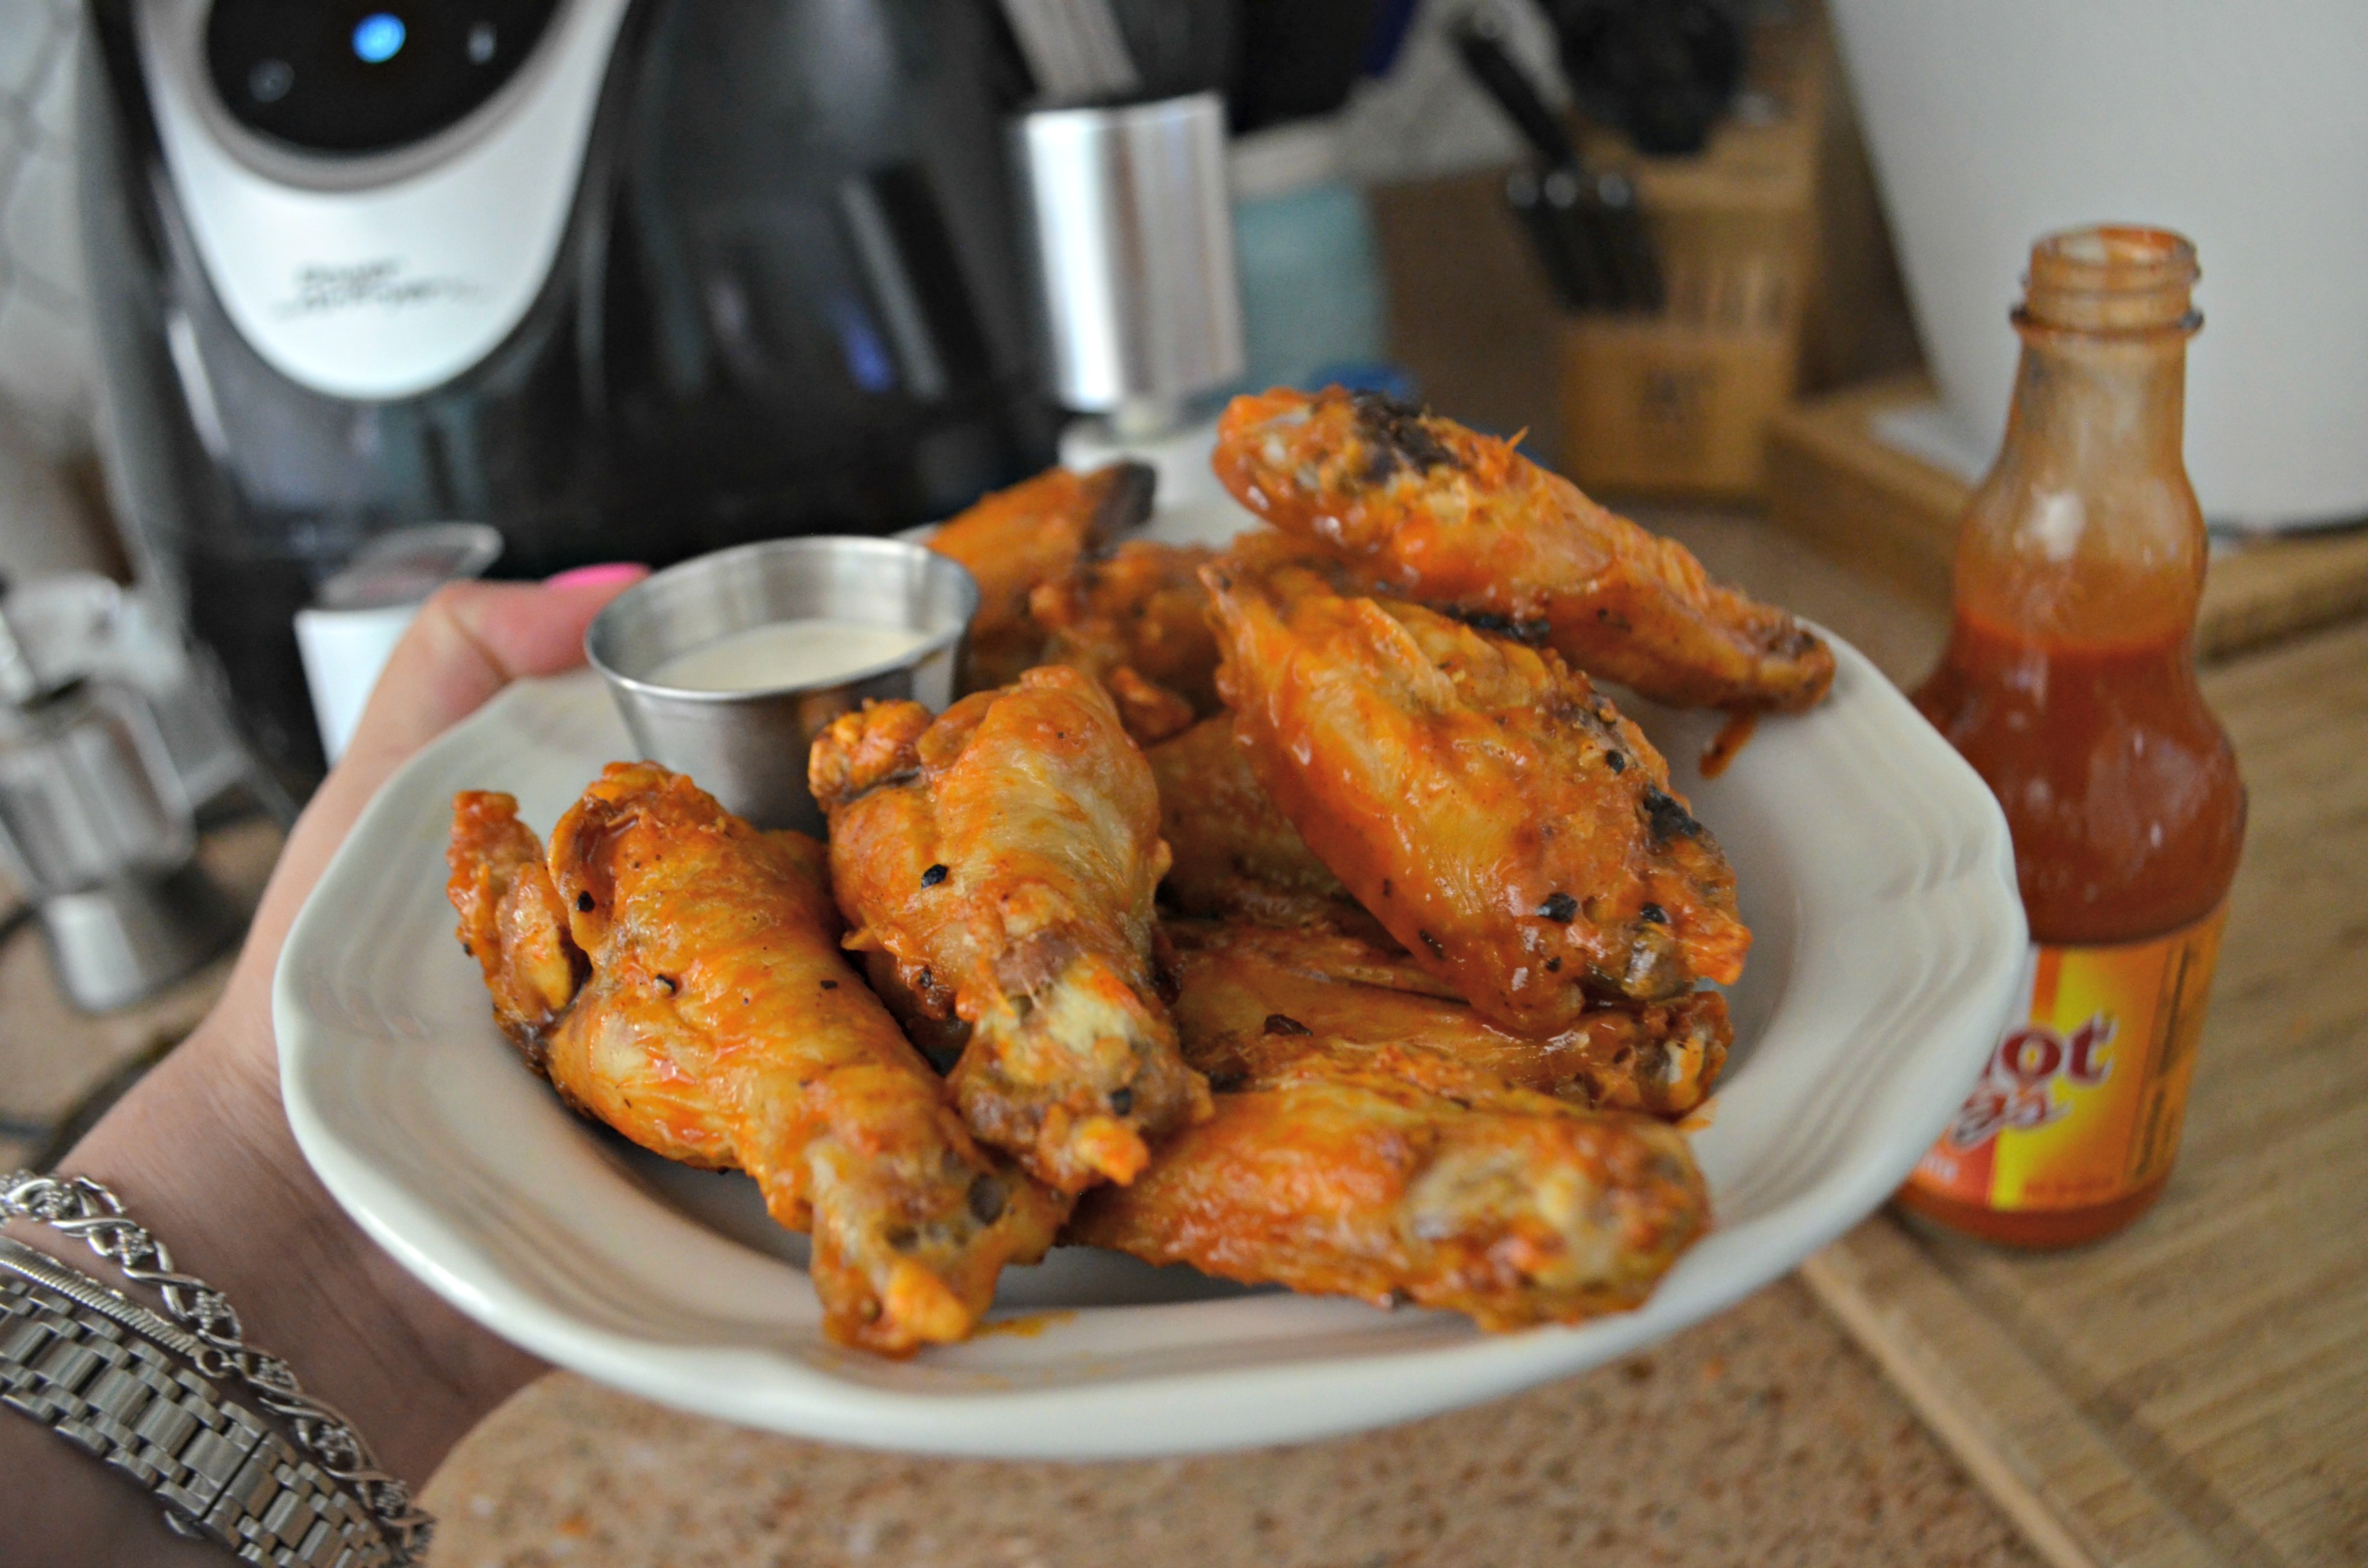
[352,13,406,64]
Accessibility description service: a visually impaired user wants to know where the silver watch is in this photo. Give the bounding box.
[2,1168,431,1563]
[1,1236,397,1565]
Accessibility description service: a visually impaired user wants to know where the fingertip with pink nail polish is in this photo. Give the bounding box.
[543,562,649,591]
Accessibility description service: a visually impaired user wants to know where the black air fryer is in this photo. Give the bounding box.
[80,0,1057,788]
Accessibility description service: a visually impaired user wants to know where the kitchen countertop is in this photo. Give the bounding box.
[420,1277,2042,1568]
[0,814,282,1172]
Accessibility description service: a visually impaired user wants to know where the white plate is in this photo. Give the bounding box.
[277,577,2024,1458]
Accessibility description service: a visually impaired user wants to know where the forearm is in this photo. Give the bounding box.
[0,577,635,1564]
[2,735,543,1564]
[2,1005,543,1567]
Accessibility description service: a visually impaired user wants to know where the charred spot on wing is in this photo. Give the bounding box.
[1092,460,1159,536]
[1349,390,1458,479]
[1764,618,1823,658]
[1451,608,1552,645]
[1641,785,1702,841]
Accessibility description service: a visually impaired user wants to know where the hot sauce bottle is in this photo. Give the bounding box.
[1899,227,2246,1247]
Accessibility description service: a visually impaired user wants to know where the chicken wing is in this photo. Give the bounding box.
[1147,714,1358,927]
[810,666,1211,1193]
[448,791,583,1056]
[1212,387,1834,713]
[1164,919,1730,1119]
[1203,548,1750,1032]
[1066,1023,1709,1330]
[1031,540,1223,744]
[927,461,1157,691]
[447,770,1062,1357]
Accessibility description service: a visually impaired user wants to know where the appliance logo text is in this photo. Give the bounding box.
[277,259,478,318]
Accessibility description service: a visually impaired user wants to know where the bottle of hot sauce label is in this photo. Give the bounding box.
[1913,908,2224,1213]
[1899,227,2244,1247]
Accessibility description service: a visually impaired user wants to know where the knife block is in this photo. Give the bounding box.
[1554,1,1826,501]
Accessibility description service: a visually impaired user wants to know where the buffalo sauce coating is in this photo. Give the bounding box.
[1210,386,1835,715]
[809,667,1208,1195]
[1201,552,1748,1036]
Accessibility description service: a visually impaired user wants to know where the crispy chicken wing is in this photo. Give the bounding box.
[927,461,1156,691]
[809,666,1211,1193]
[447,770,1062,1356]
[1030,540,1223,745]
[1066,1017,1709,1329]
[448,792,583,1051]
[1147,715,1358,926]
[1203,548,1750,1031]
[1165,919,1730,1119]
[1212,387,1833,713]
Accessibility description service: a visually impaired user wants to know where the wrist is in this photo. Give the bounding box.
[25,986,543,1484]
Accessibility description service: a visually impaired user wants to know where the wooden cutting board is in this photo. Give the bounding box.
[1800,614,2368,1567]
[1765,375,2368,663]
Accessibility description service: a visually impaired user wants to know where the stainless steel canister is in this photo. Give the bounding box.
[0,590,242,1010]
[1015,90,1245,431]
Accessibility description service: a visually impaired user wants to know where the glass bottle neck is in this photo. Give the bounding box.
[1996,325,2189,484]
[1957,319,2205,648]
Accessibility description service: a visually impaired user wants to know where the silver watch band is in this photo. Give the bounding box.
[1,1169,431,1560]
[1,1237,396,1567]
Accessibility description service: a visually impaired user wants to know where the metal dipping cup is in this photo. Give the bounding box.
[585,537,977,835]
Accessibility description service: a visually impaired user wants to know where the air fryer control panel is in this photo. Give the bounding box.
[205,0,561,154]
[137,0,630,400]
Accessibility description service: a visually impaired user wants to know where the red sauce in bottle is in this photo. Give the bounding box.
[1896,228,2245,1247]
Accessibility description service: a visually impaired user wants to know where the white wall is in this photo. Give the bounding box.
[0,0,97,461]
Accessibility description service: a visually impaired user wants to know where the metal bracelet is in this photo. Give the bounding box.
[1,1170,432,1563]
[0,1237,398,1565]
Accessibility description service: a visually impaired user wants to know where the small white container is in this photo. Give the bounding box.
[294,523,501,762]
